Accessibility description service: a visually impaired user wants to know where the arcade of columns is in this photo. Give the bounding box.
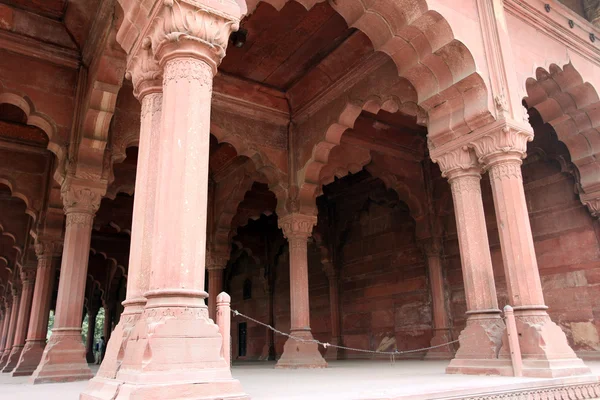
[0,0,598,399]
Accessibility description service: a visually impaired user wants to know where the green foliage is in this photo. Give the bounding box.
[46,307,105,346]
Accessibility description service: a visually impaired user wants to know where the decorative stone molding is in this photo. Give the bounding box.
[149,0,240,71]
[126,38,162,99]
[450,381,600,400]
[34,240,62,260]
[431,146,480,178]
[278,214,317,240]
[469,123,533,167]
[61,179,104,216]
[163,58,213,88]
[19,268,36,284]
[580,192,600,218]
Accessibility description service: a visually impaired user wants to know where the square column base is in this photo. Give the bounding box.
[12,340,46,376]
[424,330,455,360]
[0,349,11,368]
[2,345,24,372]
[29,329,93,384]
[275,331,327,369]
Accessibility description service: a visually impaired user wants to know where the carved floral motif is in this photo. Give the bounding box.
[449,175,482,195]
[206,251,228,271]
[61,184,103,216]
[34,240,62,260]
[150,1,240,66]
[278,214,317,240]
[488,162,522,183]
[163,58,213,88]
[126,38,162,99]
[470,126,533,165]
[431,147,480,178]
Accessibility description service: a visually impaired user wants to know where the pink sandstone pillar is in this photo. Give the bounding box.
[0,286,21,369]
[0,308,5,353]
[207,253,227,321]
[472,125,590,377]
[12,242,59,376]
[30,179,104,384]
[421,239,454,360]
[433,147,508,375]
[83,3,248,398]
[3,267,36,372]
[0,298,12,360]
[85,309,98,364]
[322,258,342,361]
[86,44,163,391]
[276,213,327,369]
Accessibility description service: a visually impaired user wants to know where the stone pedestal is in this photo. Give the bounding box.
[30,179,104,384]
[276,214,327,369]
[422,239,454,360]
[474,125,590,377]
[433,148,509,375]
[82,3,247,398]
[0,287,21,369]
[12,243,59,377]
[4,268,36,373]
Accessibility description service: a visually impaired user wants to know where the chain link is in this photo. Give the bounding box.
[232,309,462,358]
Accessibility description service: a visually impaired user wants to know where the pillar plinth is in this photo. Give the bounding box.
[83,3,247,398]
[421,239,454,360]
[12,242,60,377]
[30,180,104,384]
[276,214,327,369]
[323,260,342,361]
[0,286,21,369]
[4,268,36,373]
[207,253,227,321]
[433,148,508,375]
[473,125,590,377]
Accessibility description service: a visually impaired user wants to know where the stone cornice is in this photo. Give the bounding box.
[505,0,600,66]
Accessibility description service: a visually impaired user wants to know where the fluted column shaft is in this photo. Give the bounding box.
[4,269,36,372]
[13,245,59,377]
[0,289,21,368]
[276,214,327,369]
[30,180,103,384]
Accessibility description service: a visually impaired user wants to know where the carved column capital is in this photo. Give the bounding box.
[34,239,63,260]
[278,214,317,241]
[148,0,241,72]
[61,177,105,227]
[20,268,36,284]
[322,259,337,280]
[126,39,162,99]
[206,251,228,271]
[469,123,533,168]
[419,237,443,257]
[11,284,21,297]
[431,146,481,180]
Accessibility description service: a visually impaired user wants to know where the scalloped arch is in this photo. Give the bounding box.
[0,177,37,221]
[524,63,600,206]
[0,86,65,168]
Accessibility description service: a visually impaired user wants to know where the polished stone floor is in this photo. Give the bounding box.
[0,360,599,400]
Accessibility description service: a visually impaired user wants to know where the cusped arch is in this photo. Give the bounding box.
[0,177,37,221]
[524,63,600,212]
[0,86,65,169]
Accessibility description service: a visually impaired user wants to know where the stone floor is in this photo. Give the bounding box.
[0,360,599,400]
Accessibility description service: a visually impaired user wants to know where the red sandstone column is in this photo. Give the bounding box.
[0,308,5,354]
[473,124,590,377]
[12,242,59,377]
[276,213,327,369]
[421,239,454,360]
[85,309,98,364]
[207,253,227,321]
[0,298,12,361]
[3,267,36,372]
[30,179,104,384]
[88,44,163,388]
[0,286,21,369]
[433,147,507,375]
[322,258,341,361]
[88,3,248,398]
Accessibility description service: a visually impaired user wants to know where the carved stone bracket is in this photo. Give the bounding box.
[61,176,105,218]
[278,214,317,241]
[126,37,162,99]
[581,191,600,218]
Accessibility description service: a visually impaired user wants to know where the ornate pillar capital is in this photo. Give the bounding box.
[61,176,105,226]
[206,251,228,271]
[34,239,63,260]
[321,258,337,280]
[126,39,162,99]
[20,268,36,284]
[11,284,21,298]
[278,214,317,241]
[431,146,481,180]
[147,0,241,73]
[469,121,533,169]
[419,237,443,258]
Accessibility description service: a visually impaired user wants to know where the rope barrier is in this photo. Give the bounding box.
[232,309,463,362]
